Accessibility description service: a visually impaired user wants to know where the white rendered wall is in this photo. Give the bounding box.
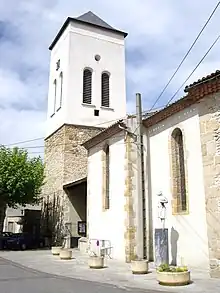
[46,21,127,138]
[46,23,71,138]
[146,105,209,269]
[87,131,126,260]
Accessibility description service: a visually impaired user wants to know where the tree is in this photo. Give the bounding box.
[0,146,45,232]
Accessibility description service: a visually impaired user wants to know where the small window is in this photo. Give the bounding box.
[8,222,14,233]
[83,69,92,104]
[171,128,187,214]
[94,109,99,116]
[101,72,110,107]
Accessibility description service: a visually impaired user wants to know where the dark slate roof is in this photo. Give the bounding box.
[49,11,128,50]
[76,11,114,30]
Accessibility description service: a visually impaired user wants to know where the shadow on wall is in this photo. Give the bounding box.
[170,226,179,266]
[67,183,87,222]
[40,192,64,246]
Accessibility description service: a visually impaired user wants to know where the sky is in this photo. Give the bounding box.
[0,0,220,157]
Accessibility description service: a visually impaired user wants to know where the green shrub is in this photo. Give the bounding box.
[157,263,188,273]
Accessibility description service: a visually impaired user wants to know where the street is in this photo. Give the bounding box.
[0,257,162,293]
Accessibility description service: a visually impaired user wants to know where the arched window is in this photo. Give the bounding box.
[171,128,187,214]
[58,72,63,109]
[101,72,110,107]
[104,145,110,210]
[83,69,92,104]
[53,79,57,115]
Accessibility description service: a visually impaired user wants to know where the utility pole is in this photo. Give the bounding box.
[135,93,146,259]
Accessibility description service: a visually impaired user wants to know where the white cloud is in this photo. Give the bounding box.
[0,0,220,156]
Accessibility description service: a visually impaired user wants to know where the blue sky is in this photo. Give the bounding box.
[0,0,220,156]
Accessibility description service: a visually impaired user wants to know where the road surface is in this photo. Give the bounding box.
[0,257,163,293]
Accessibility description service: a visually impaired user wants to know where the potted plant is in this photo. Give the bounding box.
[88,251,105,269]
[51,238,64,256]
[59,248,72,260]
[156,263,190,286]
[131,257,149,274]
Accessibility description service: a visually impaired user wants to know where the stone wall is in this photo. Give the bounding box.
[63,125,102,184]
[42,124,102,240]
[198,93,220,278]
[124,134,137,262]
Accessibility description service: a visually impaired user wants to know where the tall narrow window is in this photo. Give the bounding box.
[58,72,63,109]
[52,79,57,115]
[171,128,187,214]
[104,145,110,210]
[83,69,92,104]
[101,72,110,107]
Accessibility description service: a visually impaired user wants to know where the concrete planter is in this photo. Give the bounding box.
[51,246,62,256]
[59,249,72,260]
[88,256,104,269]
[157,271,191,286]
[131,260,149,274]
[78,237,88,254]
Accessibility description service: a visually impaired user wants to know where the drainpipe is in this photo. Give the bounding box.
[136,93,145,259]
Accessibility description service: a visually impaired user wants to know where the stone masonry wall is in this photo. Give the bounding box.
[124,134,137,262]
[198,93,220,278]
[63,125,102,184]
[42,124,102,239]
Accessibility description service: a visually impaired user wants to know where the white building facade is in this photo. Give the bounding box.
[83,76,220,278]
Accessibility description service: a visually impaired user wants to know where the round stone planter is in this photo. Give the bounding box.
[131,260,149,274]
[60,249,72,260]
[51,246,62,256]
[157,271,191,286]
[88,256,104,269]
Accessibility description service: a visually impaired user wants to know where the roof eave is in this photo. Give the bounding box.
[49,17,127,51]
[82,122,126,150]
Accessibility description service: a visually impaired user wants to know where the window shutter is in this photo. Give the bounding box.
[83,69,92,104]
[101,73,110,107]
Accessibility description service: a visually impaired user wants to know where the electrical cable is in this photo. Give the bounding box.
[149,1,220,111]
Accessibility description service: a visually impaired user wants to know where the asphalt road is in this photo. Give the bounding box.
[0,257,163,293]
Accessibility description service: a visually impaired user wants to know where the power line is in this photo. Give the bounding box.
[149,0,220,111]
[2,66,218,151]
[4,65,220,150]
[5,137,44,147]
[166,33,220,106]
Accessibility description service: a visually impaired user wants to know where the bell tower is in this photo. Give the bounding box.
[42,12,128,241]
[46,11,127,138]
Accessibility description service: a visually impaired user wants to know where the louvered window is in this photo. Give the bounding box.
[83,69,92,104]
[101,73,110,107]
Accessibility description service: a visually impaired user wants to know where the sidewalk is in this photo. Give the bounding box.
[0,249,219,292]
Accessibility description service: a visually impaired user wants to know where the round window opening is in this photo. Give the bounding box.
[95,54,101,61]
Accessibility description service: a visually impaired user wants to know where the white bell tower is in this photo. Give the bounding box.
[46,11,128,138]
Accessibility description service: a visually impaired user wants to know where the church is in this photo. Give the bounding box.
[42,11,220,277]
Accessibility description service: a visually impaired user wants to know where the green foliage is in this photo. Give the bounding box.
[0,146,45,207]
[157,263,188,273]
